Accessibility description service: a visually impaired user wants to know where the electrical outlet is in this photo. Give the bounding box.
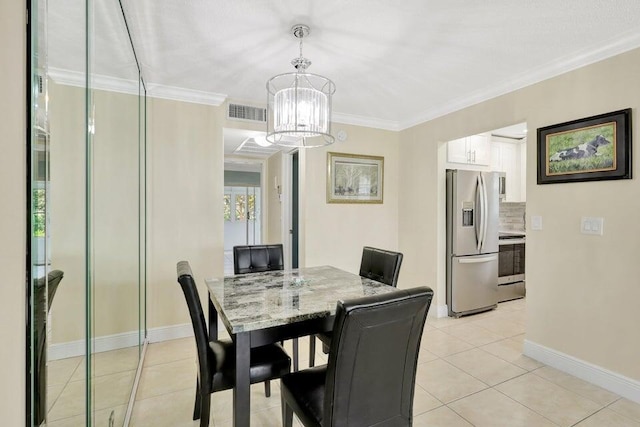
[581,217,604,235]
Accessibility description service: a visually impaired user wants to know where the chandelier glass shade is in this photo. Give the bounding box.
[266,25,336,148]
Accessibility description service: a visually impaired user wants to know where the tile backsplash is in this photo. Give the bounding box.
[499,202,526,232]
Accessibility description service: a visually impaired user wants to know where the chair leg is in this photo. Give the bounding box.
[309,335,316,367]
[292,338,299,371]
[193,378,201,420]
[199,391,211,427]
[281,396,294,427]
[264,380,271,397]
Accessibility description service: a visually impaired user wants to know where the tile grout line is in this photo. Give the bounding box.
[490,382,563,426]
[47,356,85,420]
[529,367,619,409]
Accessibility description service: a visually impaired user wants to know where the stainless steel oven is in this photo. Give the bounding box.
[498,234,525,302]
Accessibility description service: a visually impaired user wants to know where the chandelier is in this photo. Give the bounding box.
[266,24,336,148]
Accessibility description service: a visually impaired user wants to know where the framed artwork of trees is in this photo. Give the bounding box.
[326,152,384,204]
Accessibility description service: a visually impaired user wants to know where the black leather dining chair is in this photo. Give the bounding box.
[233,244,301,370]
[309,246,403,367]
[177,261,291,427]
[233,244,284,274]
[281,287,433,427]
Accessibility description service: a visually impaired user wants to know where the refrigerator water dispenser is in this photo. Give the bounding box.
[462,201,474,227]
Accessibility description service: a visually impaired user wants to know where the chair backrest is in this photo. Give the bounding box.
[324,287,433,426]
[46,270,64,312]
[176,261,212,385]
[33,269,64,425]
[34,269,65,342]
[233,244,284,275]
[359,246,403,287]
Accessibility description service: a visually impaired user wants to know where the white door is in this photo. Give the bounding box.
[224,186,261,250]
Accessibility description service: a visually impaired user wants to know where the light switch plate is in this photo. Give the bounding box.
[531,215,543,231]
[581,217,604,235]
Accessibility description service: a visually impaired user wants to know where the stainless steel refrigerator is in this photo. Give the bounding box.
[446,169,499,317]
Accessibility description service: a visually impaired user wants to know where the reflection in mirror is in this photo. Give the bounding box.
[90,0,143,415]
[30,1,50,424]
[30,0,147,425]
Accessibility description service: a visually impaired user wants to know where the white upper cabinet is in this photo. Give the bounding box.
[468,134,490,165]
[447,137,470,164]
[446,133,490,166]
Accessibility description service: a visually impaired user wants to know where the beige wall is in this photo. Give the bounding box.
[49,83,86,343]
[301,124,401,274]
[0,1,26,423]
[92,88,142,337]
[49,83,144,343]
[399,48,640,381]
[146,97,225,330]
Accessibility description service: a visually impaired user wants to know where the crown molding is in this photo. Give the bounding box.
[48,67,85,88]
[146,83,226,106]
[49,67,140,96]
[332,111,400,131]
[48,67,227,106]
[399,31,640,130]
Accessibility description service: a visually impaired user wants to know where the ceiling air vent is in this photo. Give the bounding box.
[228,103,267,123]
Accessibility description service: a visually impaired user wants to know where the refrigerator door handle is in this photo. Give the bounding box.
[475,175,483,251]
[480,173,489,253]
[458,254,498,263]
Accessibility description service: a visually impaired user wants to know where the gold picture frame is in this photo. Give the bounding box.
[327,152,384,204]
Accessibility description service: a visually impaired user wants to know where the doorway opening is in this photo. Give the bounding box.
[223,165,263,275]
[437,122,528,317]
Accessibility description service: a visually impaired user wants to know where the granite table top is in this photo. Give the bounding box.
[205,265,398,334]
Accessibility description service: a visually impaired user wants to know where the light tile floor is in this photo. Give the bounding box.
[47,298,640,426]
[46,347,138,427]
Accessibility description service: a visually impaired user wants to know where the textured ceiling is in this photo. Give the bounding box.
[49,0,640,131]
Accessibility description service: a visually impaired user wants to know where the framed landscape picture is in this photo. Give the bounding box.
[537,109,632,184]
[327,152,384,203]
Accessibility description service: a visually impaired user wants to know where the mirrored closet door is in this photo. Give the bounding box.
[29,0,147,425]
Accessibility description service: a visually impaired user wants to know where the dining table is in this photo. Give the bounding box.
[205,265,399,427]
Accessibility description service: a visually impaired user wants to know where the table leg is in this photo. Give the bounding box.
[234,332,251,427]
[208,292,218,341]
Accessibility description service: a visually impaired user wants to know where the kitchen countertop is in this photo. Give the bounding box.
[499,231,526,245]
[499,231,526,237]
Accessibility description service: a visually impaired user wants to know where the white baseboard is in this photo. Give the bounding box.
[48,339,85,360]
[49,330,141,360]
[49,323,195,360]
[524,339,640,404]
[147,323,193,343]
[436,304,448,318]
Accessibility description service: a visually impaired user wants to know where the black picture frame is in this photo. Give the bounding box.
[537,109,632,184]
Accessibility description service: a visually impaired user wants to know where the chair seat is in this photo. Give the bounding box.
[211,340,291,392]
[281,366,326,427]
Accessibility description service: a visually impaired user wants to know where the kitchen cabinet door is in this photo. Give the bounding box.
[447,134,491,165]
[447,137,470,164]
[468,134,490,166]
